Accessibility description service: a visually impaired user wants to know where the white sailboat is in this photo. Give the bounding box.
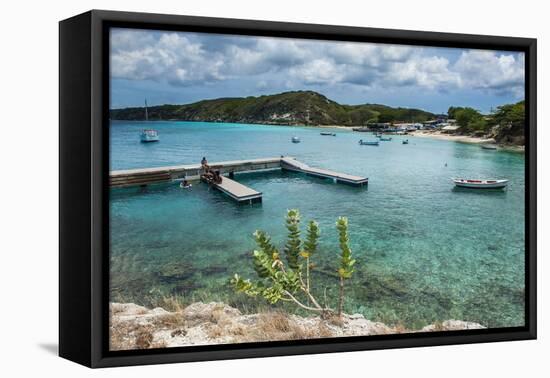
[140,99,159,143]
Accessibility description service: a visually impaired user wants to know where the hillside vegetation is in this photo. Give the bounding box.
[448,101,525,145]
[110,91,434,126]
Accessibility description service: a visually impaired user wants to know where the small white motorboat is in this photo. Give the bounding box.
[140,129,159,143]
[452,178,508,189]
[481,144,498,150]
[291,136,301,143]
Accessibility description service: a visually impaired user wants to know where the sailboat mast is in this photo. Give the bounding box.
[145,99,149,121]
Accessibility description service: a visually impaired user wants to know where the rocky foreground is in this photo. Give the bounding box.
[110,302,485,350]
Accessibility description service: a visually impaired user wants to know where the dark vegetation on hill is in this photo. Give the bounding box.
[448,100,525,145]
[111,90,525,146]
[110,91,434,126]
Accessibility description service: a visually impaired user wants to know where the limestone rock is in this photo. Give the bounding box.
[420,320,485,332]
[109,302,485,351]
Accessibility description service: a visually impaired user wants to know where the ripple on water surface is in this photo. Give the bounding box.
[110,121,525,328]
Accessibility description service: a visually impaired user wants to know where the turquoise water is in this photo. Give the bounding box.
[110,121,525,329]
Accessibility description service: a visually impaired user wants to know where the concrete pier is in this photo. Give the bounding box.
[207,176,262,204]
[109,157,282,188]
[281,157,368,186]
[110,156,368,202]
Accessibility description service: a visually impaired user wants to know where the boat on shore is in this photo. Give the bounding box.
[352,127,370,132]
[320,132,336,136]
[291,136,301,143]
[481,144,498,150]
[140,129,159,143]
[452,178,508,189]
[358,139,379,146]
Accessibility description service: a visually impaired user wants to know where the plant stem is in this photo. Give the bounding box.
[297,273,324,311]
[306,256,310,297]
[338,276,344,316]
[283,291,323,312]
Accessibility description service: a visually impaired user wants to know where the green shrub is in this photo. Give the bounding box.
[231,209,355,317]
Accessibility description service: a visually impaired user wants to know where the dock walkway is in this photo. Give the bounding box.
[110,157,282,188]
[206,176,262,204]
[110,156,368,203]
[281,158,368,186]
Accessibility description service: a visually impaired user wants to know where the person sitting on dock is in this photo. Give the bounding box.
[202,170,213,182]
[213,170,222,184]
[201,157,210,172]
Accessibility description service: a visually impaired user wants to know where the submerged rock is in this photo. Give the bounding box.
[155,262,194,283]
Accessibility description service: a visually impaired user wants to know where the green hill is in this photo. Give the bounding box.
[110,91,434,126]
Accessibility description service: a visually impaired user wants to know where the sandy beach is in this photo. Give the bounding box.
[410,131,525,152]
[411,130,494,144]
[315,124,355,130]
[290,125,525,152]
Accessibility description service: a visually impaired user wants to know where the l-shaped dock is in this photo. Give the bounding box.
[206,176,263,203]
[110,157,368,204]
[280,158,369,186]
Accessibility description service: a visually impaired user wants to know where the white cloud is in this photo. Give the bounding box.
[110,28,525,97]
[289,59,344,85]
[453,50,525,95]
[110,30,225,86]
[385,56,461,90]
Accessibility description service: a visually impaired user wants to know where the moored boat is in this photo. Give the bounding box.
[402,139,409,144]
[481,144,498,150]
[291,136,301,143]
[452,178,508,189]
[379,137,392,141]
[358,139,379,146]
[320,132,336,136]
[140,129,159,143]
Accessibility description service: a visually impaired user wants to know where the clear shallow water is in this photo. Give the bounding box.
[110,121,525,329]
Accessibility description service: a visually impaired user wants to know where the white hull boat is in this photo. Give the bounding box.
[452,178,508,189]
[140,129,159,142]
[291,136,301,143]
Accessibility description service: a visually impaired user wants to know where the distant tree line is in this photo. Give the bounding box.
[447,101,524,134]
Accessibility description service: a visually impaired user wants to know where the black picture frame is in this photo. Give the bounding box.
[59,9,537,368]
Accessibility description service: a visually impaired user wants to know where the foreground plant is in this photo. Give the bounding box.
[336,217,355,316]
[231,209,355,317]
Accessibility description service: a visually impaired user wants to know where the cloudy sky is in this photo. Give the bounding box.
[110,28,525,114]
